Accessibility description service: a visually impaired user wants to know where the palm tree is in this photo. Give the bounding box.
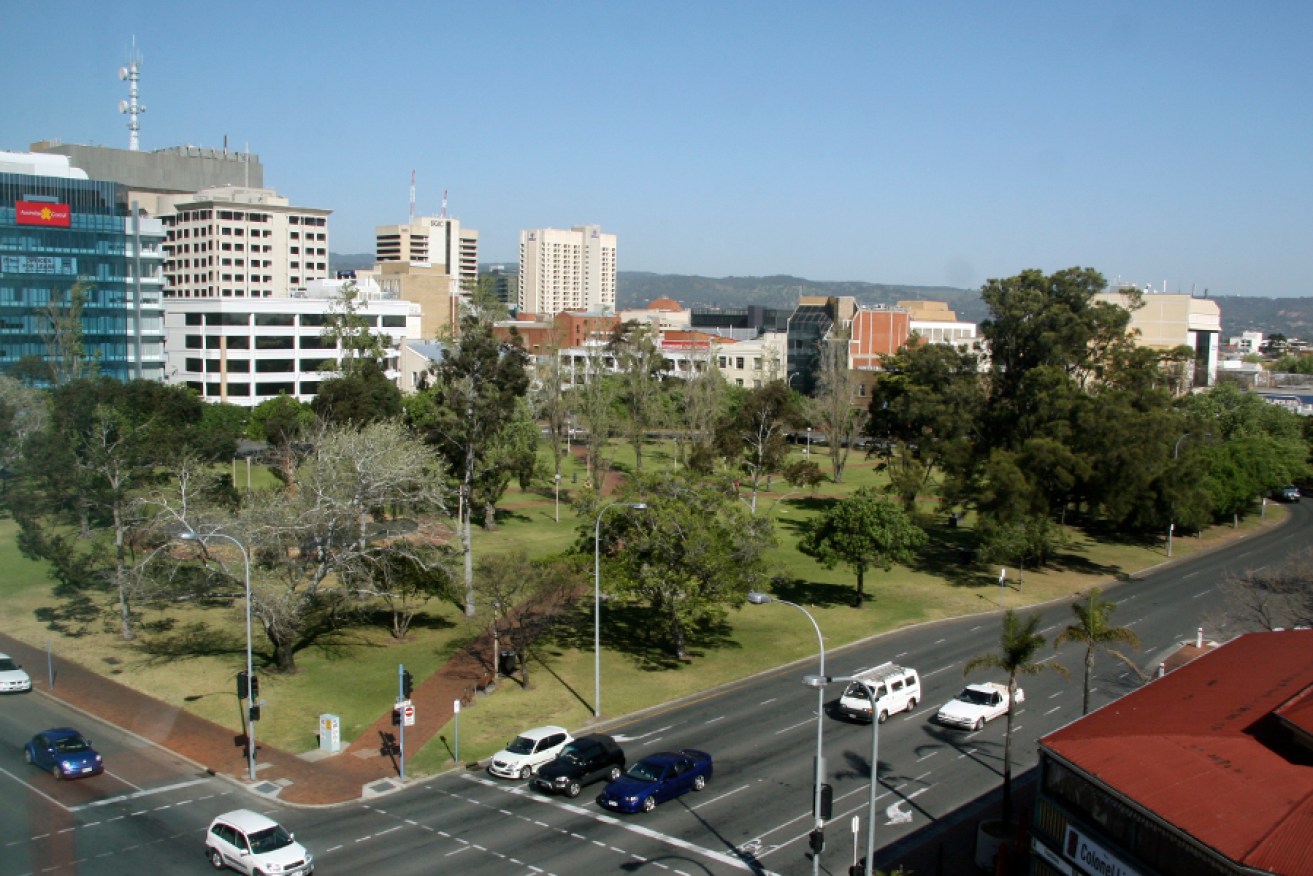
[965,610,1068,826]
[1054,588,1140,716]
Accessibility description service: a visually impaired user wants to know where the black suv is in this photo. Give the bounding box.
[532,733,625,797]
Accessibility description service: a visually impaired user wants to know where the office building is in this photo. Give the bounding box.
[30,140,263,196]
[375,215,478,292]
[1096,288,1222,388]
[162,291,421,407]
[519,225,617,315]
[154,186,331,299]
[0,151,166,382]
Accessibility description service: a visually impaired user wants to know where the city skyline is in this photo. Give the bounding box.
[3,1,1310,297]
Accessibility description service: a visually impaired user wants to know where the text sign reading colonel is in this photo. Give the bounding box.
[1064,826,1141,876]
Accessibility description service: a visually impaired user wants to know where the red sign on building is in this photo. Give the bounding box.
[15,201,72,227]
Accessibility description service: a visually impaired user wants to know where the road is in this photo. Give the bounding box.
[3,502,1301,875]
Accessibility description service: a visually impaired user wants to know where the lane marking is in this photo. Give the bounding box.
[774,719,812,735]
[922,665,954,678]
[71,777,213,812]
[1044,706,1061,716]
[704,715,725,725]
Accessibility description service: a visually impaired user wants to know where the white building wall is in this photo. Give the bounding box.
[163,295,421,407]
[519,225,617,315]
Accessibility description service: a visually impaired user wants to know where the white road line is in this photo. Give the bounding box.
[0,766,70,811]
[1048,691,1062,699]
[103,770,144,792]
[759,697,778,706]
[934,638,947,644]
[916,750,939,762]
[911,705,939,719]
[969,624,984,631]
[1044,706,1061,715]
[1192,591,1209,599]
[1182,571,1198,579]
[922,665,955,678]
[895,651,909,658]
[691,783,753,811]
[461,774,779,874]
[956,748,978,759]
[71,777,213,812]
[704,715,725,725]
[774,719,812,735]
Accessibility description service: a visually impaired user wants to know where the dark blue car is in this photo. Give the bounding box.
[24,727,104,780]
[596,748,712,813]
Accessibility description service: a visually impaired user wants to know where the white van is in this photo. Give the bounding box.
[836,662,921,723]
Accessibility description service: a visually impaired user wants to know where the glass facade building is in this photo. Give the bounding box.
[0,170,166,382]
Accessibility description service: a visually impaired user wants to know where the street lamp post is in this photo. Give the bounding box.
[808,674,879,876]
[554,472,562,523]
[748,591,826,875]
[179,530,255,782]
[594,501,646,719]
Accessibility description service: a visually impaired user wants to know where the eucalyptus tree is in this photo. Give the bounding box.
[407,314,530,615]
[1054,588,1140,715]
[609,321,667,474]
[811,336,867,483]
[712,379,803,512]
[590,472,773,663]
[965,610,1067,826]
[796,486,927,606]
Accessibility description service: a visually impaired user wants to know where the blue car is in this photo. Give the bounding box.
[24,728,104,780]
[596,748,712,813]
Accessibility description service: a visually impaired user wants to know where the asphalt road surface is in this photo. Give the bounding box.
[3,502,1303,875]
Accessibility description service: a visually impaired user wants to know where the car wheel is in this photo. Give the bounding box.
[641,796,656,812]
[878,710,889,724]
[907,697,918,711]
[519,765,532,780]
[208,847,225,870]
[24,748,33,764]
[51,765,62,780]
[974,718,985,731]
[566,781,581,798]
[608,765,622,781]
[692,774,707,791]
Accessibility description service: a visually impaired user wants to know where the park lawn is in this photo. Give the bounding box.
[0,437,1287,770]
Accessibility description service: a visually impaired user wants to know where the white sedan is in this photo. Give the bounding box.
[0,653,32,693]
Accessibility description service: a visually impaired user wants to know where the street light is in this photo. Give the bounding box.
[594,501,647,719]
[179,529,256,782]
[748,591,826,876]
[807,674,879,876]
[554,472,562,523]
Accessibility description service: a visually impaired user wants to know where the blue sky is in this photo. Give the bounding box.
[4,1,1311,296]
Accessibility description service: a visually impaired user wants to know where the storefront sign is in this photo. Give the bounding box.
[1064,826,1141,876]
[1,255,78,276]
[1032,837,1074,875]
[15,200,72,227]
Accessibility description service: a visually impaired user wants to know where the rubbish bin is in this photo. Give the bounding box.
[499,650,518,675]
[319,714,341,753]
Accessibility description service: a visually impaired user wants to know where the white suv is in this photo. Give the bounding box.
[205,809,313,875]
[487,725,573,779]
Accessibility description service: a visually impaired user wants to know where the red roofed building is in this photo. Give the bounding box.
[1031,630,1313,875]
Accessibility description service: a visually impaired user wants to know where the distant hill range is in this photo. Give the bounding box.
[330,253,1310,339]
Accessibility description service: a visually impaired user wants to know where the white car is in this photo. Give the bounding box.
[935,682,1023,731]
[205,809,313,875]
[0,653,32,693]
[487,725,573,779]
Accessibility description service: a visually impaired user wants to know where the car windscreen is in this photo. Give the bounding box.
[505,736,536,754]
[959,688,994,705]
[626,760,664,782]
[53,736,91,753]
[248,824,295,854]
[0,658,20,671]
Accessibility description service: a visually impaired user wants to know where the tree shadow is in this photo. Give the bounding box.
[33,596,103,638]
[548,601,740,671]
[765,576,856,609]
[134,621,245,664]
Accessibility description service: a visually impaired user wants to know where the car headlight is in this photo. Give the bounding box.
[60,761,75,771]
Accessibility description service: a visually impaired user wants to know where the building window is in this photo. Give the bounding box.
[256,382,295,397]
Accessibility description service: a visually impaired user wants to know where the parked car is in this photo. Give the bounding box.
[205,809,314,875]
[1279,485,1301,503]
[24,728,103,779]
[534,733,626,797]
[935,682,1023,731]
[488,725,573,779]
[596,748,713,813]
[0,652,32,693]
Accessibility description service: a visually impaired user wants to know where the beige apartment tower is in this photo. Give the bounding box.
[519,225,617,315]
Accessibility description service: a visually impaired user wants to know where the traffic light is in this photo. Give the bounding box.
[808,828,825,854]
[237,670,249,700]
[849,864,866,876]
[249,674,259,700]
[401,668,414,699]
[391,707,401,726]
[248,704,261,722]
[814,783,833,819]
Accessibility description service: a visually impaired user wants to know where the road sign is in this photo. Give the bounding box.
[402,703,416,727]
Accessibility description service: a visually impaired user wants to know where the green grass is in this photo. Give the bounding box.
[0,437,1286,777]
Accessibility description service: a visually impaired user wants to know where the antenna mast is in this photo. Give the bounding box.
[118,38,146,151]
[409,170,416,222]
[441,189,448,219]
